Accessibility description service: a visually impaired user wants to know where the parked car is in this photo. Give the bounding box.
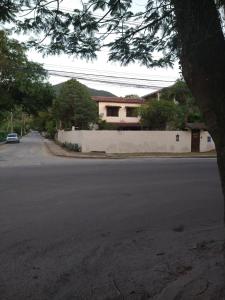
[6,133,20,143]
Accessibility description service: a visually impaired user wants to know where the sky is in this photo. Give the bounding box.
[24,0,180,97]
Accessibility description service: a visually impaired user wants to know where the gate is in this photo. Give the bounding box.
[191,130,200,152]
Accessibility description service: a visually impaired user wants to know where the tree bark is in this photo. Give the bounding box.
[172,0,225,221]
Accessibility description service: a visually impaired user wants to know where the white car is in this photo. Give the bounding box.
[6,133,20,143]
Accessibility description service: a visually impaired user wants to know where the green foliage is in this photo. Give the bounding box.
[160,80,193,105]
[160,80,204,126]
[0,1,224,70]
[0,28,54,133]
[62,142,81,152]
[97,119,117,130]
[187,111,203,123]
[53,79,98,129]
[0,0,20,23]
[17,80,54,115]
[32,110,56,138]
[45,120,57,139]
[0,30,54,114]
[0,106,31,136]
[32,111,49,132]
[0,131,7,142]
[124,94,140,99]
[2,1,178,66]
[140,99,177,130]
[173,105,187,129]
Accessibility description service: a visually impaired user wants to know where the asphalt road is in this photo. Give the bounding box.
[0,132,68,167]
[0,133,224,300]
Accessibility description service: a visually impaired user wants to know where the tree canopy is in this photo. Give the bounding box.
[160,80,193,105]
[53,79,98,130]
[0,30,54,114]
[160,80,204,124]
[125,94,140,99]
[1,1,224,67]
[141,80,204,129]
[140,99,177,130]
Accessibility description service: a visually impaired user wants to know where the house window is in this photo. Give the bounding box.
[126,107,138,117]
[106,106,120,117]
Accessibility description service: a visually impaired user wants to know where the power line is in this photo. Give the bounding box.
[48,70,172,89]
[2,64,176,89]
[45,68,175,84]
[43,63,178,81]
[2,64,177,86]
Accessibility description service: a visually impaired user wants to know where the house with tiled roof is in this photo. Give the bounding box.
[92,96,145,129]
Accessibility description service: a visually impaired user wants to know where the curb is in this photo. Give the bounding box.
[44,142,122,159]
[0,142,6,147]
[45,141,217,160]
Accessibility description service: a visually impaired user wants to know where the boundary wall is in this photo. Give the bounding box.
[57,130,215,153]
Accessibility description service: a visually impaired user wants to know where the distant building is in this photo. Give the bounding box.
[142,90,162,101]
[92,96,144,129]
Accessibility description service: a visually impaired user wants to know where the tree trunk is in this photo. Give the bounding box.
[172,0,225,221]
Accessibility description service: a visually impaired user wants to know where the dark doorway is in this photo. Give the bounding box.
[191,130,200,152]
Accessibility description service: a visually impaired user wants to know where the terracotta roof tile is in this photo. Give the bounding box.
[92,96,144,104]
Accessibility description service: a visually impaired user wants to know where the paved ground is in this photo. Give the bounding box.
[0,132,68,167]
[0,133,224,300]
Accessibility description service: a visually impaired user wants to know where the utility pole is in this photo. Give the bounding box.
[20,113,23,137]
[10,111,13,133]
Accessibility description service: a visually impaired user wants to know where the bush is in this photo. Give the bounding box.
[62,142,81,152]
[0,131,7,142]
[97,119,117,130]
[45,120,57,139]
[140,99,177,130]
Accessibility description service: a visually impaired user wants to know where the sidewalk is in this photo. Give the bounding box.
[44,140,120,159]
[44,140,217,159]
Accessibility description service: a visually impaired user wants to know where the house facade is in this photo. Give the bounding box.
[57,94,215,153]
[92,96,144,129]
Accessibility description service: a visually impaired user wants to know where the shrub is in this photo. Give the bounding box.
[62,142,81,152]
[97,119,117,130]
[45,120,57,139]
[0,131,7,142]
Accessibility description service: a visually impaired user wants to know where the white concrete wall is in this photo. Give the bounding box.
[200,131,215,152]
[57,130,194,153]
[98,102,140,124]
